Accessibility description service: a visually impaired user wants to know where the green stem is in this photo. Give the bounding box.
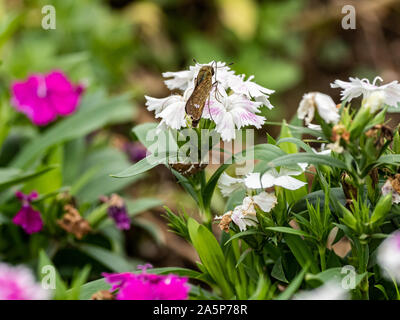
[318,245,326,271]
[359,243,369,300]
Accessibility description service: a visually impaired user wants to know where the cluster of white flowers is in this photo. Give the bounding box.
[331,76,400,108]
[297,76,400,128]
[215,167,306,231]
[145,61,274,141]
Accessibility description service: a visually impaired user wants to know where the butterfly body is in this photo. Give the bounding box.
[185,65,215,127]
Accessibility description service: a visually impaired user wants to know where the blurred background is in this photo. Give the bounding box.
[1,0,400,272]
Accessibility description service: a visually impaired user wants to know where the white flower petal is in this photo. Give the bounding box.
[260,169,279,188]
[244,172,263,189]
[297,92,339,125]
[293,281,349,300]
[218,172,245,197]
[377,231,400,282]
[145,95,181,115]
[274,175,307,190]
[331,77,400,108]
[253,192,277,213]
[157,100,187,130]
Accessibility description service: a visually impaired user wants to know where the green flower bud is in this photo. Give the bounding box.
[370,193,392,225]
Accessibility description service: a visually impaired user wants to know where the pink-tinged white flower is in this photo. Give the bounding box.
[11,70,84,126]
[103,265,189,300]
[244,168,307,191]
[147,61,272,141]
[204,91,265,141]
[331,76,400,108]
[162,61,234,91]
[12,191,43,234]
[381,179,400,204]
[293,281,349,300]
[377,231,400,282]
[217,172,245,197]
[297,92,339,125]
[0,263,50,300]
[227,74,274,109]
[215,192,277,232]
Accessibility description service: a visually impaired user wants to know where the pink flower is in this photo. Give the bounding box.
[12,191,43,234]
[11,70,84,126]
[0,263,50,300]
[103,265,189,300]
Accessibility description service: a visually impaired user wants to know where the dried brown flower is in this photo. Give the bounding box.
[91,290,114,300]
[332,124,350,143]
[57,205,91,239]
[365,124,393,149]
[218,213,232,233]
[170,162,207,176]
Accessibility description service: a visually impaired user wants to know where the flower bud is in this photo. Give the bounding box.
[363,90,386,114]
[370,193,392,225]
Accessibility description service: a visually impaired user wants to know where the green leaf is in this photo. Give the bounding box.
[132,218,165,245]
[267,226,315,239]
[38,250,68,300]
[268,153,347,170]
[132,122,158,148]
[76,278,111,300]
[0,12,23,48]
[77,147,143,202]
[275,265,308,300]
[0,166,57,191]
[277,120,299,154]
[111,155,166,178]
[23,145,63,195]
[271,256,289,283]
[188,218,233,298]
[305,267,367,288]
[235,248,252,268]
[11,93,135,169]
[224,229,264,245]
[67,265,91,300]
[125,197,162,216]
[78,244,140,273]
[374,284,389,300]
[284,233,319,274]
[147,267,203,279]
[203,164,229,210]
[277,137,313,153]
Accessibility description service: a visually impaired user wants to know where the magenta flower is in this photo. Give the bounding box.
[12,191,43,234]
[0,263,50,300]
[103,265,189,300]
[11,70,84,126]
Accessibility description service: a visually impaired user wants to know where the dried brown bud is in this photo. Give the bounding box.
[218,213,232,233]
[57,205,91,239]
[332,124,350,143]
[91,290,114,300]
[170,162,207,177]
[391,174,400,194]
[108,194,125,208]
[369,168,379,189]
[365,124,393,149]
[341,172,357,205]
